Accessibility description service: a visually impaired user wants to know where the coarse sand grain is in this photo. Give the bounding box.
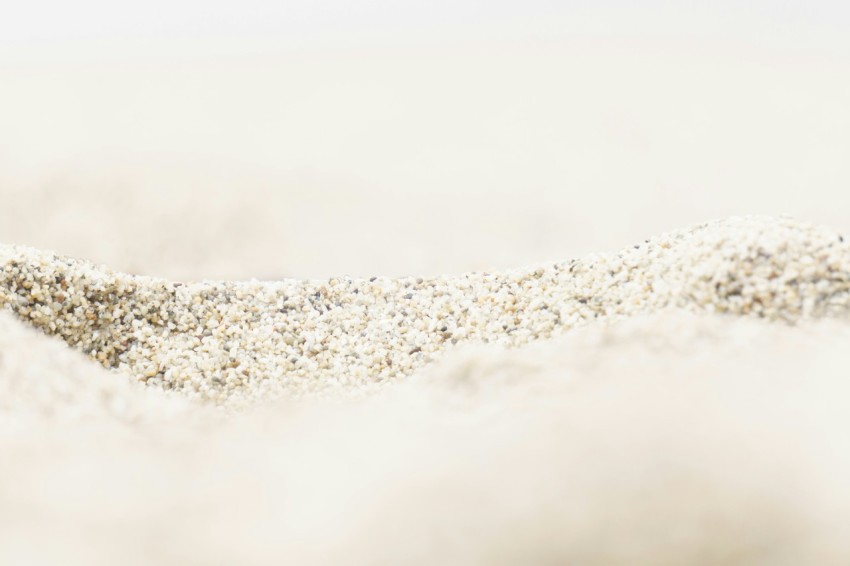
[1,215,849,404]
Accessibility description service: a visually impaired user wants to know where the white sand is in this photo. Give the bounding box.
[3,307,850,564]
[3,14,850,562]
[2,215,849,405]
[3,217,850,564]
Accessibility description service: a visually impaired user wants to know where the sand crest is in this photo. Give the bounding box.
[1,215,848,404]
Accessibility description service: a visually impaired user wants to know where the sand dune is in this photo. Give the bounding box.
[2,2,849,561]
[2,216,850,563]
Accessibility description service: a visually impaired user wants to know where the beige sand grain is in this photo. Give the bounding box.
[2,215,848,406]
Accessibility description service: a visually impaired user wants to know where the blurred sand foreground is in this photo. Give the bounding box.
[3,306,850,564]
[2,15,850,565]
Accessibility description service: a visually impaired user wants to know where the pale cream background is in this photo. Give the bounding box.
[0,2,848,280]
[3,5,850,564]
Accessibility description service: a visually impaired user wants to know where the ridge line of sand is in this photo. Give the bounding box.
[1,214,848,403]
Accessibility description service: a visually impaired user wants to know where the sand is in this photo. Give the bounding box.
[3,215,848,405]
[3,310,850,564]
[3,17,850,563]
[3,216,850,564]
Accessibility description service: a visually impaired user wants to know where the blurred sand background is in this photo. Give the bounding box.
[3,2,850,564]
[1,1,848,279]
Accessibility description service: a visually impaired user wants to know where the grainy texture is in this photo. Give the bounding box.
[1,215,849,403]
[3,217,850,564]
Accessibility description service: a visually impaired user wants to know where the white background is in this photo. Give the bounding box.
[0,1,848,279]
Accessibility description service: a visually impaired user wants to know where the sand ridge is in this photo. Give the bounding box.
[3,217,850,564]
[1,215,849,404]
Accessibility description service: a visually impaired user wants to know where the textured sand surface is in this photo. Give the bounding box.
[3,217,850,564]
[3,12,850,562]
[2,216,848,404]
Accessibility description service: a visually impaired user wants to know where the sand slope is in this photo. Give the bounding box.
[2,310,850,564]
[2,217,850,564]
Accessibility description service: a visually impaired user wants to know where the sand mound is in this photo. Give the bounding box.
[1,215,848,404]
[3,216,850,564]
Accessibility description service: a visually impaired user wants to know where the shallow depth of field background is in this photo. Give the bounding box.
[3,5,850,565]
[1,1,848,280]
